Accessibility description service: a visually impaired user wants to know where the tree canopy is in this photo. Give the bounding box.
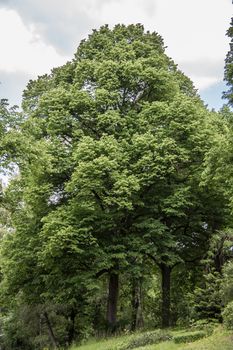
[0,24,231,349]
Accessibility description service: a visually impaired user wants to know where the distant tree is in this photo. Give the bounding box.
[223,17,233,106]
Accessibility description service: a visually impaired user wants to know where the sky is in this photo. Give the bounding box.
[0,0,232,111]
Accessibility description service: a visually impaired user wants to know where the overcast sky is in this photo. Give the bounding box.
[0,0,232,110]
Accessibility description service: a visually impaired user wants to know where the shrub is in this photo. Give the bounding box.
[0,312,35,350]
[173,330,206,343]
[190,318,217,335]
[222,301,233,330]
[115,329,172,349]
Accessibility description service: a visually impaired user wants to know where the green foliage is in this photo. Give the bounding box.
[0,23,228,347]
[222,301,233,330]
[223,17,233,106]
[189,228,233,325]
[193,271,222,321]
[142,273,162,328]
[203,230,233,274]
[221,261,233,304]
[115,330,172,349]
[173,330,206,344]
[190,318,217,336]
[0,98,23,175]
[0,303,95,350]
[170,266,196,326]
[0,312,35,350]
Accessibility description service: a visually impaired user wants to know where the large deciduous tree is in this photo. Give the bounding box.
[0,24,220,340]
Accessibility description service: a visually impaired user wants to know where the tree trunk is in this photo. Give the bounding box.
[67,308,76,346]
[43,311,58,349]
[106,272,119,330]
[160,263,171,328]
[131,278,144,331]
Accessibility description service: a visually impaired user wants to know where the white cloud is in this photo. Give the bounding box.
[74,0,232,91]
[0,70,30,105]
[0,0,232,104]
[152,0,232,91]
[0,8,69,76]
[0,0,101,54]
[191,77,220,91]
[153,0,231,61]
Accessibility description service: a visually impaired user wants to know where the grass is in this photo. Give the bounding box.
[70,334,130,350]
[71,326,233,350]
[175,327,233,350]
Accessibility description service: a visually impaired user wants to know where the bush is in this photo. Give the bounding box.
[222,261,233,304]
[222,301,233,330]
[173,330,206,343]
[0,312,35,350]
[0,304,88,349]
[190,318,217,335]
[115,329,172,349]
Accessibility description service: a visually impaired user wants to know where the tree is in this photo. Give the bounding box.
[223,17,233,106]
[0,24,219,343]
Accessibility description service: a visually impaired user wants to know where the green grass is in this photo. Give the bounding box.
[175,327,233,350]
[71,336,128,350]
[70,334,129,350]
[71,327,233,350]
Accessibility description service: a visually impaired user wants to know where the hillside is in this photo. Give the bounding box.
[71,327,233,350]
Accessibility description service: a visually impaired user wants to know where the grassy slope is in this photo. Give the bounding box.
[71,327,233,350]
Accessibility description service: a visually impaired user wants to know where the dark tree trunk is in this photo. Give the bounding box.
[214,252,224,273]
[43,311,58,349]
[160,263,171,328]
[38,313,43,350]
[131,278,144,331]
[67,308,76,346]
[106,272,119,330]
